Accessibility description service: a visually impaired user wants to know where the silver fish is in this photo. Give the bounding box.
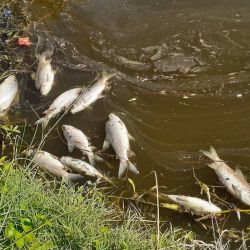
[0,75,18,116]
[70,72,116,114]
[166,194,222,215]
[103,113,139,178]
[202,146,250,206]
[60,156,110,183]
[62,125,103,166]
[35,51,55,96]
[25,149,83,182]
[35,88,82,129]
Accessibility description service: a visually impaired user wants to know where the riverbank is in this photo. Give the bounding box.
[0,154,196,249]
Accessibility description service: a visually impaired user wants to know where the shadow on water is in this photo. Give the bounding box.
[14,0,250,243]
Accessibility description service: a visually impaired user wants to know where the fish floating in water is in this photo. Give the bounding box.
[25,149,84,182]
[202,146,250,207]
[0,75,19,116]
[70,72,116,114]
[35,50,55,96]
[103,113,139,178]
[164,194,222,215]
[62,125,103,166]
[35,88,82,129]
[60,156,111,183]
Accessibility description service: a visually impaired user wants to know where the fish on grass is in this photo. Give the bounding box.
[60,156,112,183]
[35,50,55,96]
[35,88,82,129]
[103,113,139,178]
[0,75,19,116]
[202,146,250,207]
[62,125,103,166]
[70,72,116,114]
[25,149,84,182]
[165,195,221,216]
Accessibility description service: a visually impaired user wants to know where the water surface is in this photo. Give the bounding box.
[19,0,250,240]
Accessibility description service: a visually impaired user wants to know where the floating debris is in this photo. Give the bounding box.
[17,37,31,46]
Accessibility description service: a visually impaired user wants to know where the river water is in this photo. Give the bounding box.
[18,0,250,241]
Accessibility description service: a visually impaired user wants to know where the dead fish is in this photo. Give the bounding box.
[25,149,83,182]
[166,194,222,215]
[0,75,19,116]
[103,113,139,178]
[70,72,116,114]
[35,88,82,129]
[62,125,103,166]
[60,156,111,183]
[35,50,55,96]
[202,146,250,206]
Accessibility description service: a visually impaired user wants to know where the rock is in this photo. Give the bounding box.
[153,53,196,73]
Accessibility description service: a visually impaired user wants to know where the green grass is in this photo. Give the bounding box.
[0,157,194,250]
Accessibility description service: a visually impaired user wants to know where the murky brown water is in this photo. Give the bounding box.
[17,0,250,241]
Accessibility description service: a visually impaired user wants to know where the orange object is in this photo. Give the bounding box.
[17,37,32,46]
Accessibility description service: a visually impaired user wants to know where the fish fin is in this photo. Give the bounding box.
[201,146,221,161]
[98,94,106,99]
[90,146,97,151]
[235,167,244,178]
[88,153,104,166]
[12,92,20,106]
[101,71,117,84]
[118,160,127,178]
[118,160,139,178]
[236,210,241,221]
[207,163,217,170]
[102,138,110,151]
[128,160,139,175]
[86,106,93,110]
[34,117,49,130]
[232,184,242,198]
[128,149,136,158]
[128,133,135,141]
[68,144,74,153]
[64,173,84,182]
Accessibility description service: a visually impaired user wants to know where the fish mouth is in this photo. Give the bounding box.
[108,113,115,119]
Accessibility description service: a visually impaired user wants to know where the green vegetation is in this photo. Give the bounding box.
[0,156,194,249]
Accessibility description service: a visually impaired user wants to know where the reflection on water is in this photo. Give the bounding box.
[19,0,250,239]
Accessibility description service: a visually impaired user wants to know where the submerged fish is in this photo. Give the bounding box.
[60,156,111,183]
[202,146,250,206]
[0,75,19,116]
[62,125,103,166]
[103,113,139,178]
[70,72,116,114]
[25,149,84,182]
[35,88,82,129]
[165,195,222,215]
[35,50,55,96]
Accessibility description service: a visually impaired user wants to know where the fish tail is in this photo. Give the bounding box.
[88,153,104,166]
[128,160,139,175]
[118,160,139,178]
[201,146,221,162]
[65,173,84,182]
[41,49,53,60]
[101,71,117,84]
[34,117,49,130]
[207,162,218,170]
